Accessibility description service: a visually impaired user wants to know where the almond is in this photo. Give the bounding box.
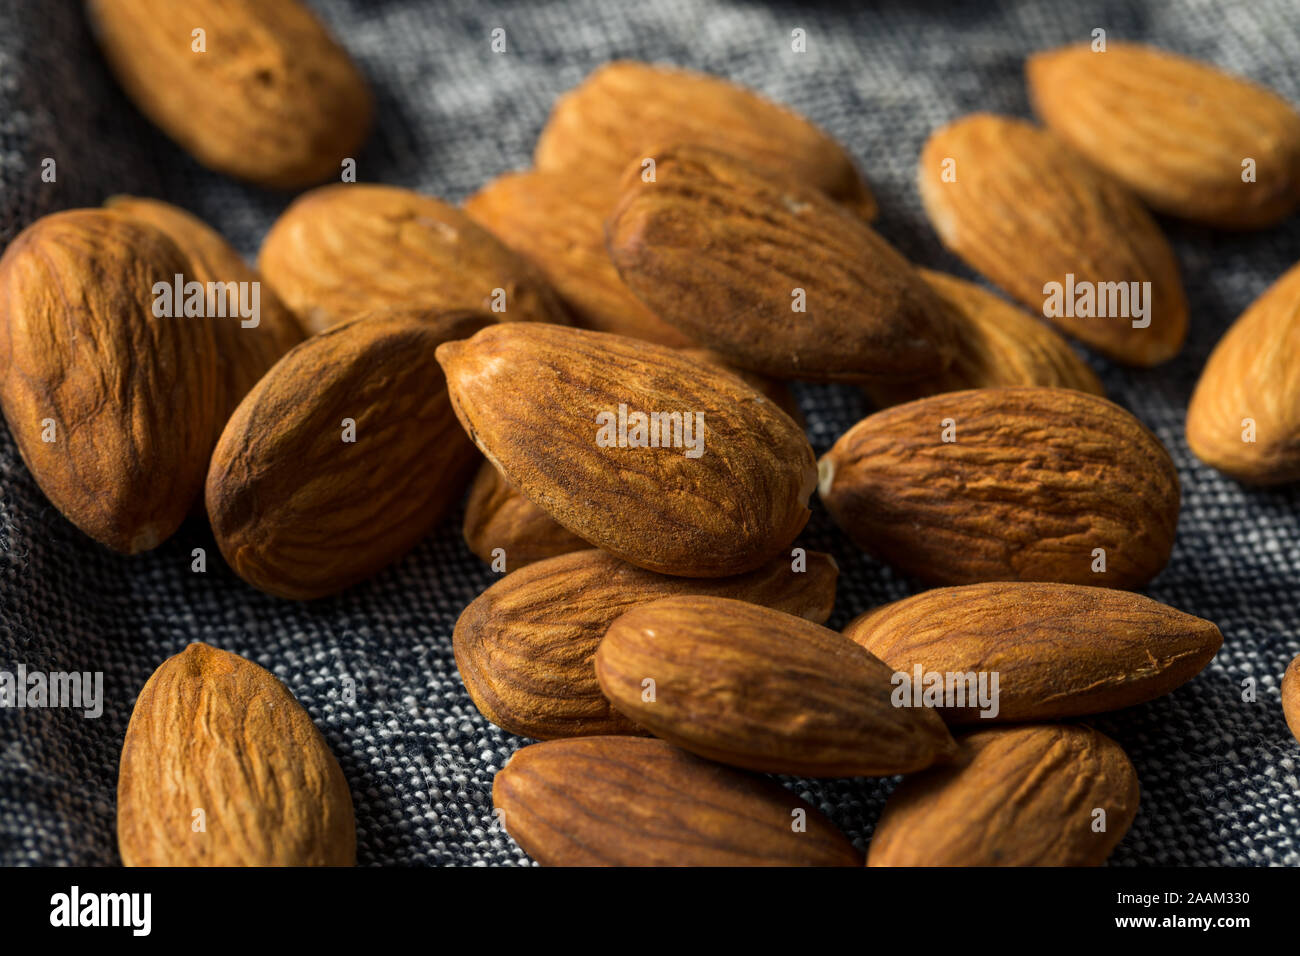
[258,183,571,334]
[1284,654,1300,746]
[534,61,876,220]
[87,0,372,189]
[0,209,219,553]
[462,460,591,568]
[867,724,1139,866]
[919,113,1187,366]
[117,642,355,866]
[493,737,862,866]
[464,169,692,345]
[608,144,958,382]
[1028,42,1300,229]
[455,549,838,740]
[206,309,489,599]
[865,269,1104,406]
[596,596,957,776]
[1186,260,1300,485]
[844,582,1221,723]
[818,386,1180,588]
[436,323,817,577]
[105,195,304,424]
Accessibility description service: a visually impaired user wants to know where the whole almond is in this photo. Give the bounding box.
[87,0,371,189]
[455,549,838,739]
[464,169,693,345]
[865,269,1104,406]
[919,113,1187,366]
[117,642,355,866]
[596,596,957,776]
[0,209,219,553]
[258,184,570,334]
[493,737,862,866]
[608,144,958,383]
[867,725,1139,867]
[207,309,490,599]
[844,582,1221,723]
[1284,654,1300,745]
[105,196,304,425]
[436,323,817,577]
[534,61,876,220]
[1186,260,1300,485]
[462,460,591,568]
[1028,43,1300,229]
[819,386,1180,588]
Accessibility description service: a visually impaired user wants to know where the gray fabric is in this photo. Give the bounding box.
[2,0,1298,867]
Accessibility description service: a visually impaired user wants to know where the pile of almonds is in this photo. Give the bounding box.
[1,0,1297,866]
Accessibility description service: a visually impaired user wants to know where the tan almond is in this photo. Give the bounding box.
[462,460,591,568]
[455,549,838,739]
[919,113,1187,366]
[1283,654,1300,746]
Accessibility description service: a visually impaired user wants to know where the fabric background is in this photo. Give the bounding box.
[1,0,1297,867]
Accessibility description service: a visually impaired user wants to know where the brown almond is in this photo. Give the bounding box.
[462,460,590,568]
[1028,42,1300,229]
[455,549,838,739]
[608,144,958,382]
[1186,260,1300,485]
[534,61,876,220]
[919,113,1187,366]
[206,309,490,599]
[596,595,957,776]
[258,183,570,334]
[0,209,219,553]
[867,724,1139,866]
[818,386,1180,588]
[117,642,355,866]
[844,582,1221,723]
[436,323,817,577]
[493,737,862,866]
[1283,654,1300,746]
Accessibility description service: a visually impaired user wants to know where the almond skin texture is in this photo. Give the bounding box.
[0,209,219,553]
[493,737,862,866]
[1284,655,1300,746]
[87,0,371,189]
[464,169,693,346]
[455,549,838,739]
[1028,43,1300,229]
[867,725,1139,867]
[462,461,590,568]
[1186,260,1300,485]
[919,113,1187,366]
[534,60,876,220]
[609,144,958,383]
[596,596,957,776]
[206,310,490,599]
[844,582,1222,723]
[436,323,817,577]
[865,269,1104,406]
[105,196,304,425]
[819,387,1180,589]
[258,184,571,334]
[117,643,355,866]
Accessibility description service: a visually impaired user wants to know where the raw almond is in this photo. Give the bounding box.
[534,60,876,220]
[462,460,591,568]
[867,724,1139,866]
[455,549,838,739]
[608,144,958,382]
[0,209,219,553]
[1186,260,1300,485]
[919,113,1187,366]
[1028,42,1300,229]
[464,169,692,345]
[596,595,957,776]
[258,183,571,334]
[844,582,1221,723]
[493,736,862,866]
[206,309,489,599]
[436,323,817,577]
[117,642,355,866]
[1284,654,1300,746]
[864,269,1103,406]
[87,0,371,189]
[818,386,1180,588]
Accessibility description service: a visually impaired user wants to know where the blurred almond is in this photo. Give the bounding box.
[1284,654,1300,746]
